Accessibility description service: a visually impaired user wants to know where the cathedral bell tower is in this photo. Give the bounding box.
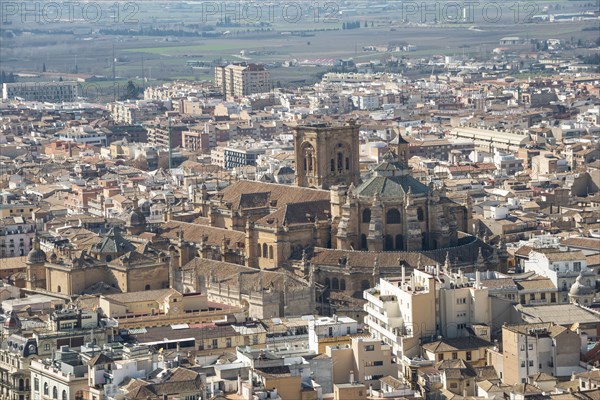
[294,121,360,190]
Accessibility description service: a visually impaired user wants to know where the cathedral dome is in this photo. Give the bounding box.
[126,208,146,227]
[569,274,594,297]
[26,243,46,265]
[3,311,21,331]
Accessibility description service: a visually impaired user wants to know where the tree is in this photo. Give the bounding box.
[122,80,139,100]
[157,155,170,170]
[133,155,149,171]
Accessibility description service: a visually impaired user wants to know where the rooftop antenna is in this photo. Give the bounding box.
[112,44,116,102]
[168,118,173,171]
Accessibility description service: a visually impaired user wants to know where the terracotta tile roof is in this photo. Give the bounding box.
[422,336,493,353]
[310,247,436,269]
[219,180,330,209]
[255,200,331,226]
[159,221,245,249]
[182,258,309,291]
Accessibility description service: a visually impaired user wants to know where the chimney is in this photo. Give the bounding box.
[401,266,406,286]
[350,370,354,384]
[237,373,242,395]
[475,270,481,289]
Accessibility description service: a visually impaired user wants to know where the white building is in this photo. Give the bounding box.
[493,150,524,176]
[364,266,492,360]
[2,81,79,102]
[308,315,359,353]
[57,126,107,147]
[0,216,36,258]
[524,249,595,302]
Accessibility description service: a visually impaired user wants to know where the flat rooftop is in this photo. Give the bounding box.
[517,303,600,326]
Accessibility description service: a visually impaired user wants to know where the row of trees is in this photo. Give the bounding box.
[0,71,17,84]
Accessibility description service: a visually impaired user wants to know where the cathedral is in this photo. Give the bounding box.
[24,121,498,318]
[184,121,498,316]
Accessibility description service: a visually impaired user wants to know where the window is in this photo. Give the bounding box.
[574,262,581,272]
[62,390,67,400]
[44,344,50,351]
[551,293,556,303]
[364,345,375,352]
[53,386,58,399]
[450,383,458,389]
[521,361,525,368]
[362,209,371,223]
[452,352,458,359]
[44,383,48,396]
[457,298,466,304]
[386,209,401,224]
[530,293,535,301]
[438,354,444,361]
[34,378,39,392]
[212,339,218,349]
[540,293,546,300]
[466,351,472,361]
[417,207,424,222]
[528,344,533,350]
[226,338,232,347]
[528,360,534,367]
[520,345,525,351]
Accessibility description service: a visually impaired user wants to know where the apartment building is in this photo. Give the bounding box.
[56,126,108,147]
[363,269,437,361]
[30,347,88,400]
[498,323,583,385]
[326,337,397,390]
[107,101,159,124]
[215,63,271,99]
[524,249,595,303]
[0,216,36,258]
[364,267,493,361]
[2,81,79,102]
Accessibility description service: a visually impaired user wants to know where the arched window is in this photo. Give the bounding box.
[562,281,567,291]
[362,209,371,223]
[57,286,61,293]
[332,278,339,290]
[330,159,335,172]
[395,235,404,250]
[324,278,331,288]
[145,284,151,290]
[44,383,49,396]
[360,234,368,250]
[262,243,268,258]
[417,207,424,222]
[384,235,394,251]
[269,246,274,260]
[386,208,401,224]
[62,390,67,400]
[337,152,343,171]
[340,279,346,291]
[53,386,58,399]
